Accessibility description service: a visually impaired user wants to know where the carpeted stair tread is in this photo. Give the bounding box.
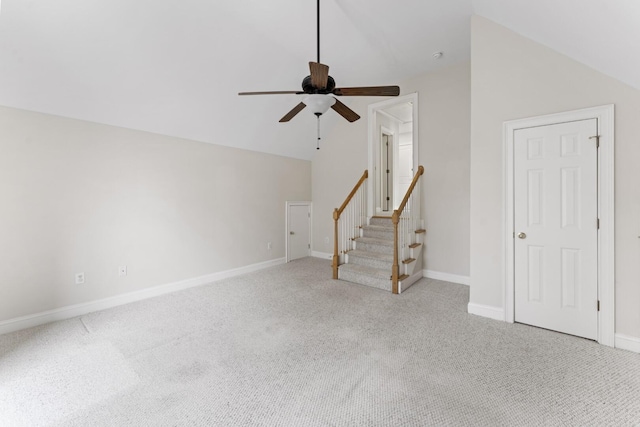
[369,216,394,226]
[354,236,394,247]
[353,237,394,255]
[338,263,391,279]
[348,249,394,262]
[338,263,392,291]
[361,224,395,240]
[362,224,394,232]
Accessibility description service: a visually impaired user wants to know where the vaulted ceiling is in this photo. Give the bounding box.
[0,0,638,160]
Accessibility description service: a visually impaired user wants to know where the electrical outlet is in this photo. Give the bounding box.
[118,265,127,277]
[267,242,272,250]
[75,272,85,285]
[325,236,330,244]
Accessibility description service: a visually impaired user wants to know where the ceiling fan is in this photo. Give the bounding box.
[238,0,400,124]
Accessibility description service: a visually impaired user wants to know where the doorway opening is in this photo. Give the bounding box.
[368,93,419,218]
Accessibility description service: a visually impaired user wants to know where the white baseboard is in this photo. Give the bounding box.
[424,269,470,286]
[615,333,640,354]
[467,302,505,321]
[312,251,333,260]
[0,257,286,336]
[466,308,639,352]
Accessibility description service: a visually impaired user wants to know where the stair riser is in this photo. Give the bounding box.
[362,229,394,240]
[338,269,392,292]
[354,241,393,255]
[347,254,393,271]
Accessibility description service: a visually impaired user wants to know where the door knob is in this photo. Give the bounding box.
[290,231,295,235]
[518,232,526,239]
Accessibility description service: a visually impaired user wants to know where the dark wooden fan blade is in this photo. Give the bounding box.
[309,62,329,89]
[331,98,360,122]
[279,102,307,122]
[333,86,400,96]
[239,91,302,95]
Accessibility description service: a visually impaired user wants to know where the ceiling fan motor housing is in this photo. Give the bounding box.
[302,75,336,94]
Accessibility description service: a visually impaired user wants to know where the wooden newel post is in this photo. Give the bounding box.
[332,208,339,279]
[391,210,400,294]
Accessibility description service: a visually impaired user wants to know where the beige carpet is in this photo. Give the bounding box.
[1,257,639,426]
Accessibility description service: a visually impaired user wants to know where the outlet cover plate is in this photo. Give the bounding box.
[75,272,85,285]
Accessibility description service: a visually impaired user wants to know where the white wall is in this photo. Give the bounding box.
[0,106,311,322]
[403,64,471,277]
[312,98,370,256]
[469,16,640,339]
[312,62,471,278]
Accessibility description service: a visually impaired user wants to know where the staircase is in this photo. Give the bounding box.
[338,216,424,293]
[332,167,425,294]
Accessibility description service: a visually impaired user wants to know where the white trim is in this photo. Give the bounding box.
[424,269,470,286]
[503,105,615,346]
[0,257,286,336]
[468,303,505,321]
[367,93,419,218]
[285,201,312,262]
[377,109,404,124]
[312,251,333,259]
[615,334,640,354]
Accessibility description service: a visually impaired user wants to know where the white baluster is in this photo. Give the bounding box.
[350,201,354,247]
[341,213,346,261]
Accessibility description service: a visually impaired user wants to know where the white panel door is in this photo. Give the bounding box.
[287,203,310,261]
[514,119,598,340]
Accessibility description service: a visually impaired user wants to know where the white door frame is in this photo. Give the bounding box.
[503,104,615,347]
[285,201,312,262]
[368,93,419,219]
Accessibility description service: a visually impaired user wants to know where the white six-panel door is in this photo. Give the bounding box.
[514,119,598,340]
[287,202,311,262]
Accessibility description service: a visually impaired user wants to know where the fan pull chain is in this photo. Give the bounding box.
[317,115,321,150]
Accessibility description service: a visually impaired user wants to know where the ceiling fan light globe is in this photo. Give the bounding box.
[303,95,336,115]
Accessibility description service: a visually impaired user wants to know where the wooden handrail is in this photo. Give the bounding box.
[335,170,368,219]
[333,170,368,279]
[395,165,424,218]
[392,165,424,294]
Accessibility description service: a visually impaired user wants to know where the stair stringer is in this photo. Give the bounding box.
[399,256,423,293]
